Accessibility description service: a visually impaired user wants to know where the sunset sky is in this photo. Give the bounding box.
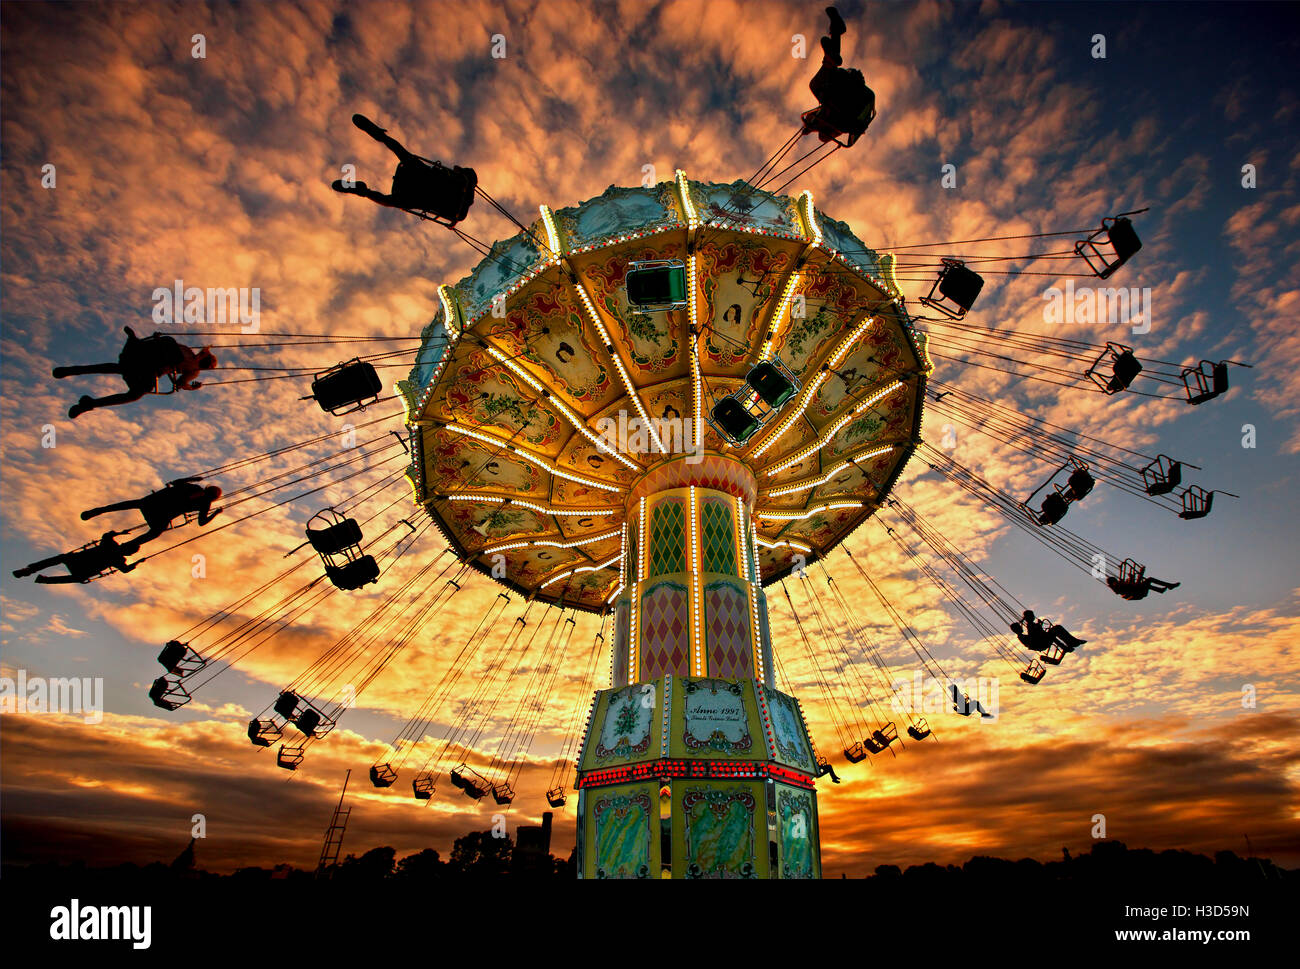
[2,0,1298,878]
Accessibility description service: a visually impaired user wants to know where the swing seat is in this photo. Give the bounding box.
[370,764,398,788]
[310,359,383,416]
[119,335,187,390]
[326,555,380,590]
[1019,660,1047,685]
[274,690,301,720]
[872,723,898,748]
[1076,216,1142,279]
[1037,492,1069,526]
[1178,485,1234,520]
[449,768,468,790]
[492,783,515,806]
[1107,577,1149,601]
[413,774,436,800]
[843,742,867,763]
[1067,467,1095,501]
[294,708,324,737]
[158,639,206,675]
[747,360,797,409]
[1041,643,1066,666]
[277,745,305,770]
[60,540,125,583]
[708,356,799,446]
[801,73,876,147]
[393,157,477,225]
[907,719,931,741]
[148,675,191,711]
[1084,343,1143,395]
[307,516,364,556]
[546,787,567,808]
[919,259,984,319]
[247,718,282,747]
[1183,360,1229,405]
[1108,558,1150,600]
[709,396,762,445]
[626,260,688,311]
[1141,455,1182,496]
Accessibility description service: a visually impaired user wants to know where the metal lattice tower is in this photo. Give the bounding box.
[316,769,352,875]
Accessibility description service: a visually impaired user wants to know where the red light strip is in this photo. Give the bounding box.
[577,757,816,790]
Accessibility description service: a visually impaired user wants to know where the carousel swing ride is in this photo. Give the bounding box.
[19,7,1249,879]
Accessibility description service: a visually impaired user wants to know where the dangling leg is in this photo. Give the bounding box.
[1051,624,1087,648]
[34,573,84,584]
[70,387,149,416]
[331,179,403,207]
[352,113,416,164]
[81,498,145,520]
[13,552,68,578]
[827,7,846,38]
[53,363,122,378]
[119,526,165,554]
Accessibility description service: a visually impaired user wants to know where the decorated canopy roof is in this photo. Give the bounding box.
[399,172,931,613]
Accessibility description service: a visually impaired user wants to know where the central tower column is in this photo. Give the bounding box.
[574,455,823,879]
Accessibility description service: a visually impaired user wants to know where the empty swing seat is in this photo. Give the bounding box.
[1020,660,1047,685]
[1183,361,1229,405]
[626,260,688,311]
[247,718,282,747]
[307,516,364,556]
[546,787,567,808]
[1076,216,1142,279]
[1108,350,1143,393]
[1178,485,1234,521]
[1141,455,1182,496]
[413,774,435,800]
[492,784,515,806]
[1037,492,1069,526]
[277,745,305,771]
[294,708,324,737]
[844,742,868,763]
[907,719,931,741]
[872,723,898,748]
[747,361,797,409]
[273,690,300,720]
[1085,343,1143,395]
[148,675,191,711]
[709,397,762,445]
[919,259,984,319]
[157,639,206,675]
[370,764,398,788]
[326,555,380,591]
[310,360,383,416]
